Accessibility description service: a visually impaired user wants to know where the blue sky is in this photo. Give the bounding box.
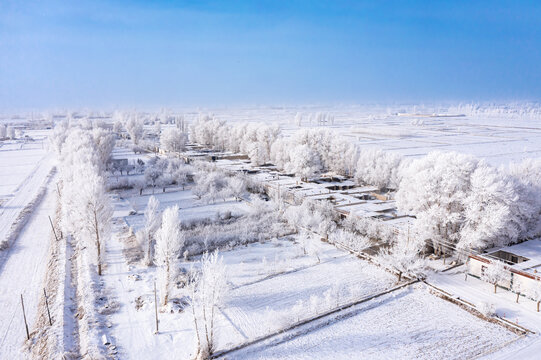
[1,0,540,109]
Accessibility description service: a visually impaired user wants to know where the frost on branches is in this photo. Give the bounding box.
[160,127,188,153]
[155,205,184,305]
[396,152,538,256]
[481,260,510,293]
[189,251,228,359]
[54,125,114,276]
[137,196,161,266]
[377,233,426,282]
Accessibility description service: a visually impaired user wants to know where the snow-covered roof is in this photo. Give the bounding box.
[488,239,541,272]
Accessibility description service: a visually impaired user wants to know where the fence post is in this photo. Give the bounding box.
[44,289,52,326]
[21,294,30,340]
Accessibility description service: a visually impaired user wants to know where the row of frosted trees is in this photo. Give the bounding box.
[51,121,115,276]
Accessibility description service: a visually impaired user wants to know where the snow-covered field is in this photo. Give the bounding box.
[122,189,250,230]
[0,131,49,197]
[103,231,398,359]
[232,286,519,360]
[186,106,541,166]
[216,239,397,348]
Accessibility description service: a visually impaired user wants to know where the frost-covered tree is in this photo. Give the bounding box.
[73,167,113,276]
[505,158,541,239]
[154,120,162,135]
[270,137,292,170]
[284,199,337,238]
[48,120,69,155]
[91,127,116,171]
[355,148,403,190]
[189,251,228,358]
[377,234,426,282]
[193,171,230,204]
[113,120,123,135]
[526,279,541,312]
[59,128,102,237]
[6,126,15,139]
[164,159,191,190]
[132,177,146,196]
[460,164,522,251]
[481,260,509,293]
[124,115,144,145]
[228,176,246,201]
[397,151,479,255]
[294,112,302,127]
[155,205,184,305]
[144,158,166,193]
[160,127,188,153]
[143,196,161,266]
[328,228,371,253]
[0,124,6,138]
[285,144,322,181]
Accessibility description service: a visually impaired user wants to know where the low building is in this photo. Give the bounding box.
[468,239,541,293]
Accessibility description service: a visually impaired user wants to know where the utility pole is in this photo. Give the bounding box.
[44,289,52,326]
[48,216,59,241]
[21,294,30,340]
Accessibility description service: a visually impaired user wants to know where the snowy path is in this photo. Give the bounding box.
[0,154,53,247]
[0,175,57,358]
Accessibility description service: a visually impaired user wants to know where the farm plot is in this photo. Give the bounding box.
[120,188,251,231]
[216,240,397,349]
[103,232,397,359]
[0,137,48,198]
[232,286,519,360]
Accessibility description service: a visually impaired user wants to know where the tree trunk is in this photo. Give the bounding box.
[163,261,170,306]
[94,212,102,276]
[139,188,143,196]
[147,234,154,266]
[494,284,497,293]
[516,292,520,303]
[190,286,202,352]
[398,271,402,282]
[537,301,540,312]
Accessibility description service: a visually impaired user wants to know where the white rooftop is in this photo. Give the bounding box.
[488,239,541,272]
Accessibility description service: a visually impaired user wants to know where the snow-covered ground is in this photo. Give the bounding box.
[231,286,519,360]
[118,187,251,231]
[0,175,57,357]
[428,266,541,359]
[102,225,397,359]
[0,133,53,247]
[218,245,396,347]
[0,132,49,198]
